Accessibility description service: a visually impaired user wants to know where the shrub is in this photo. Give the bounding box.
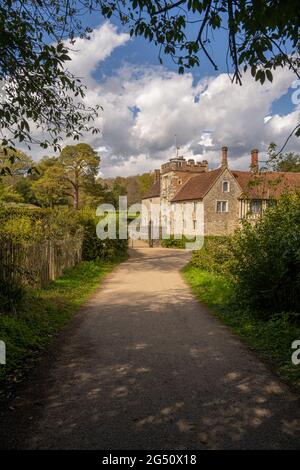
[0,206,128,313]
[190,236,233,274]
[161,236,186,249]
[230,193,300,314]
[77,208,128,261]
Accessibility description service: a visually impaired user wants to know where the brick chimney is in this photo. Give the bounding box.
[154,169,160,182]
[221,146,228,168]
[250,149,259,172]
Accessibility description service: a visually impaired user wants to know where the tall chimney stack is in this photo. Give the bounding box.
[221,146,228,168]
[250,149,259,172]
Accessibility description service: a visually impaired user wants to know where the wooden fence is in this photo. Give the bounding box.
[0,235,83,289]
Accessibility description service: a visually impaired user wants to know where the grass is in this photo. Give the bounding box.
[182,264,300,392]
[0,256,126,387]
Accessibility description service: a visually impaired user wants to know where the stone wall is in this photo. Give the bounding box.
[203,168,242,235]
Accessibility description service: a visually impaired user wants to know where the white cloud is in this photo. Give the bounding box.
[26,22,300,176]
[92,64,300,175]
[67,22,129,84]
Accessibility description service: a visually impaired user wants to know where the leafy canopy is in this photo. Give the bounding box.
[98,1,299,85]
[1,1,299,152]
[0,0,101,151]
[268,143,300,173]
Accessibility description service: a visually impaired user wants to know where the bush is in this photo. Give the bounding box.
[190,236,233,274]
[161,236,186,249]
[77,208,128,261]
[230,193,300,314]
[0,207,127,312]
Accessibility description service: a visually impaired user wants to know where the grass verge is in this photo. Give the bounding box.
[0,257,126,387]
[182,264,300,392]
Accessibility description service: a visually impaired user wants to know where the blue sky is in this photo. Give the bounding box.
[29,13,300,176]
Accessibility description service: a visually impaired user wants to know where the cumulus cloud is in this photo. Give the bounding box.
[91,64,300,175]
[27,22,300,176]
[67,22,129,84]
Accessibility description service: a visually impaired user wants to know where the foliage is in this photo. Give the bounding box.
[1,1,299,151]
[161,236,186,248]
[0,144,156,209]
[31,162,68,207]
[0,258,125,385]
[229,193,300,314]
[0,206,81,242]
[77,208,128,261]
[189,194,300,315]
[100,1,299,86]
[268,143,300,173]
[0,1,100,150]
[190,236,233,273]
[183,265,300,392]
[0,207,127,312]
[99,172,155,206]
[0,146,32,176]
[58,144,101,209]
[0,182,24,204]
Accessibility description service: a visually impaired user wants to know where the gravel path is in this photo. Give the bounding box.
[1,248,300,449]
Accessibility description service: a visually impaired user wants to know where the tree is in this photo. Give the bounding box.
[139,172,155,196]
[0,146,39,204]
[32,164,68,208]
[268,143,300,173]
[1,1,299,154]
[0,1,100,151]
[99,1,299,86]
[0,182,24,204]
[58,143,100,209]
[0,146,32,178]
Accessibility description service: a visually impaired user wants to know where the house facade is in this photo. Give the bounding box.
[142,147,300,237]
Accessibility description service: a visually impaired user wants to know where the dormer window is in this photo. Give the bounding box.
[223,181,229,192]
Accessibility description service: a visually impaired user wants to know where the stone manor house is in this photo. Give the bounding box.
[142,147,300,236]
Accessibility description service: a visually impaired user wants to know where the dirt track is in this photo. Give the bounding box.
[1,248,300,449]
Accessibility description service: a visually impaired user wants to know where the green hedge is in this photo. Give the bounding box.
[189,193,300,316]
[230,193,300,314]
[0,206,128,260]
[190,236,233,274]
[77,208,128,261]
[0,206,127,312]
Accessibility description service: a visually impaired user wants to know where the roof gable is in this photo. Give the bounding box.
[171,168,224,202]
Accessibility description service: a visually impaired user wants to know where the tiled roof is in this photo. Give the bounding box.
[142,167,300,202]
[142,179,160,199]
[171,168,223,202]
[232,170,300,199]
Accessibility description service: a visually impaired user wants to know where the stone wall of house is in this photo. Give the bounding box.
[160,171,193,203]
[203,168,242,235]
[141,196,160,229]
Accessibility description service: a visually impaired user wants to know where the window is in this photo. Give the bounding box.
[193,202,197,212]
[223,181,229,192]
[250,200,262,213]
[216,201,228,213]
